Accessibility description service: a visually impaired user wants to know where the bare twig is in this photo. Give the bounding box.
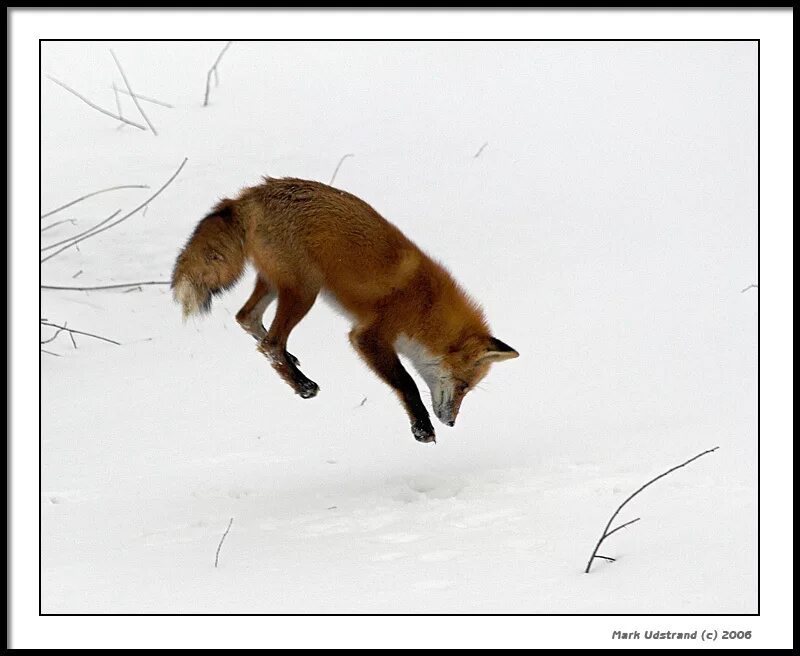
[112,81,124,129]
[741,284,759,293]
[41,157,188,264]
[40,184,149,219]
[204,41,232,107]
[72,270,83,279]
[114,87,173,109]
[42,209,121,252]
[110,50,157,135]
[473,141,488,158]
[214,517,234,568]
[46,75,146,130]
[584,446,719,573]
[40,320,120,346]
[41,219,77,233]
[41,349,61,357]
[41,281,170,292]
[41,322,68,345]
[123,286,142,293]
[329,153,354,185]
[359,397,367,407]
[68,331,78,349]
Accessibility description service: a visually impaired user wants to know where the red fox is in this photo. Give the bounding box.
[172,177,518,443]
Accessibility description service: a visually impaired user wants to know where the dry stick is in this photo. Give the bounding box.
[204,41,232,107]
[115,87,174,109]
[473,141,489,158]
[40,320,120,346]
[72,270,83,279]
[329,154,354,185]
[112,81,125,131]
[214,517,234,568]
[40,322,67,345]
[41,157,188,264]
[41,218,77,233]
[46,75,147,130]
[110,50,157,135]
[41,349,61,357]
[42,209,121,252]
[584,446,719,574]
[42,281,170,292]
[741,284,759,293]
[40,184,149,219]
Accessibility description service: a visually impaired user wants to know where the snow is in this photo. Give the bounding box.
[41,40,757,614]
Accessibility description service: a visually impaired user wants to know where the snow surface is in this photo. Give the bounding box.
[41,41,757,614]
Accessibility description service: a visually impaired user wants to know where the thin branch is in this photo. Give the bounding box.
[741,284,759,293]
[594,555,616,562]
[46,75,147,130]
[41,218,77,233]
[473,141,489,158]
[602,517,641,540]
[41,280,170,292]
[41,349,61,357]
[112,81,125,131]
[40,184,149,219]
[72,270,83,279]
[40,320,120,346]
[41,157,188,264]
[329,153,354,185]
[584,446,719,573]
[41,322,67,345]
[204,41,232,107]
[214,517,234,568]
[114,86,174,109]
[110,50,157,135]
[42,209,121,252]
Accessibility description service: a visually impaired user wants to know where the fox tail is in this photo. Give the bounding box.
[171,200,246,319]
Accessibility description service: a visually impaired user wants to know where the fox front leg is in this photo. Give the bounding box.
[350,327,436,443]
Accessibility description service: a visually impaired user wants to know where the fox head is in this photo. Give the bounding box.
[396,333,519,427]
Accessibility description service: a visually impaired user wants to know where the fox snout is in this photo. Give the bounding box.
[432,391,462,427]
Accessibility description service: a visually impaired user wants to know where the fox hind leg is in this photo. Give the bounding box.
[235,275,275,341]
[258,286,319,398]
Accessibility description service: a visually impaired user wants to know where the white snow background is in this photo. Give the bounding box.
[40,41,757,614]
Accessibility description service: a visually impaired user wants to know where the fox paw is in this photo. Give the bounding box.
[412,421,436,444]
[296,379,319,399]
[286,352,301,368]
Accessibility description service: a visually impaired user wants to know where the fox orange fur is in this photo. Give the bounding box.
[172,177,518,443]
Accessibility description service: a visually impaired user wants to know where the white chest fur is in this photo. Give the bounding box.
[393,335,444,388]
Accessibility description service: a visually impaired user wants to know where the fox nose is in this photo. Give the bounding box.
[447,419,455,427]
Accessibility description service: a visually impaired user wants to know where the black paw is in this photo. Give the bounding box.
[296,379,319,399]
[286,352,301,368]
[412,420,436,444]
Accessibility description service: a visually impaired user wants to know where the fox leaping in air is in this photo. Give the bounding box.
[172,177,518,444]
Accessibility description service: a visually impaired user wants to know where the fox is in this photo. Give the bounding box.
[171,177,518,443]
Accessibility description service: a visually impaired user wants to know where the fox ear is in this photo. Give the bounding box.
[480,337,519,363]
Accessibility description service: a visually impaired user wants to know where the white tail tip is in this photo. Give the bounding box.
[173,277,203,320]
